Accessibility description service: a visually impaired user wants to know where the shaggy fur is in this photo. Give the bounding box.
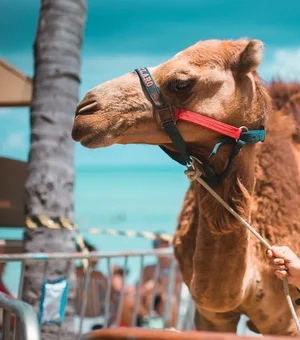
[174,81,300,336]
[72,39,300,336]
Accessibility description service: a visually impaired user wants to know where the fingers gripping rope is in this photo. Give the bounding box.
[185,162,300,334]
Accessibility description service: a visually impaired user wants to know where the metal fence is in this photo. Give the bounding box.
[0,248,195,338]
[0,291,40,340]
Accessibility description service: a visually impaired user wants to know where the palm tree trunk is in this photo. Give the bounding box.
[23,1,86,339]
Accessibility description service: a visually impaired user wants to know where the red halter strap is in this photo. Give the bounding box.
[174,108,242,140]
[135,67,265,186]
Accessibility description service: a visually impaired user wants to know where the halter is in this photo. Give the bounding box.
[135,67,265,186]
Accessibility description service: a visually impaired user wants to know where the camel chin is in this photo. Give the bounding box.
[72,113,123,148]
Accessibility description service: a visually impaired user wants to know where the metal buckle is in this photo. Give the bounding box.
[156,106,175,128]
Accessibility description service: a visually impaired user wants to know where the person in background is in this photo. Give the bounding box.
[111,265,129,292]
[75,240,107,326]
[140,235,182,293]
[76,240,131,329]
[0,262,11,296]
[109,265,133,327]
[120,232,182,328]
[139,234,182,326]
[0,262,15,330]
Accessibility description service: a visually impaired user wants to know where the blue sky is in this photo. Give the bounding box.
[1,0,300,167]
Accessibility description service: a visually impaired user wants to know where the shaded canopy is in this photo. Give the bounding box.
[0,58,32,107]
[0,59,30,228]
[0,157,27,227]
[0,60,31,252]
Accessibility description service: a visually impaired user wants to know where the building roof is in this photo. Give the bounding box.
[0,58,32,107]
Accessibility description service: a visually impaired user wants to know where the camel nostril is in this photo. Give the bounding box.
[76,99,99,116]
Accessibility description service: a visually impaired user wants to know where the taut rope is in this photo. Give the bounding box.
[185,159,300,334]
[87,228,173,243]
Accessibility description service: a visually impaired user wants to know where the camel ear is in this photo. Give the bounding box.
[237,40,264,74]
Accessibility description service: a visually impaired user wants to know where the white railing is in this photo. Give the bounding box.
[0,249,195,338]
[0,291,40,340]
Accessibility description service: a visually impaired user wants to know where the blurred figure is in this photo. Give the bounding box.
[0,262,11,296]
[75,240,107,319]
[111,265,132,295]
[120,233,182,328]
[109,265,133,327]
[141,236,182,293]
[0,262,15,330]
[76,240,132,329]
[140,235,182,326]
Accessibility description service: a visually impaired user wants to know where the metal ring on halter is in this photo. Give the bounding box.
[186,159,195,170]
[187,156,204,170]
[191,156,203,166]
[235,126,249,142]
[185,156,204,181]
[239,126,249,132]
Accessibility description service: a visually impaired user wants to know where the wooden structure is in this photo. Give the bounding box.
[0,58,32,107]
[0,157,27,228]
[0,157,27,252]
[0,58,31,230]
[0,59,31,252]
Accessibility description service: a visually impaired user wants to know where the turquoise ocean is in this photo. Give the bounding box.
[1,165,190,294]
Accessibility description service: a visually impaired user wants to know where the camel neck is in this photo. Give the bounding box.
[189,146,256,312]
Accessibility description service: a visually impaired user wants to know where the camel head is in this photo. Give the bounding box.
[72,39,269,161]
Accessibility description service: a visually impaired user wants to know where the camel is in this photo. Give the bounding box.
[72,39,300,336]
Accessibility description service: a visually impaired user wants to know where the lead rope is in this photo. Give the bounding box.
[184,160,300,334]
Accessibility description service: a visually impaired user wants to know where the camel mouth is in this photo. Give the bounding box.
[72,113,117,148]
[80,133,115,149]
[75,98,99,117]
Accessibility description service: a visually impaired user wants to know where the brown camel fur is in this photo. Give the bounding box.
[72,39,300,336]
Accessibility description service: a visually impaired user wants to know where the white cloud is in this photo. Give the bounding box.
[261,47,300,81]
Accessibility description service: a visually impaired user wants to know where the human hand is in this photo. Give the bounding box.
[267,246,300,288]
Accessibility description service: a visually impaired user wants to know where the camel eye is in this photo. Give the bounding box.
[169,78,194,93]
[175,79,189,90]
